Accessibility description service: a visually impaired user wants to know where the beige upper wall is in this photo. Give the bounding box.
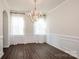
[0,0,10,36]
[48,0,79,36]
[0,0,3,35]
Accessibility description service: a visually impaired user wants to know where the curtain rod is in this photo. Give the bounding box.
[10,10,25,15]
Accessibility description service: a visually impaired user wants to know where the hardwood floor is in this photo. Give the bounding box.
[2,43,77,59]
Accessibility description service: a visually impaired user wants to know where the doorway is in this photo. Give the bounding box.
[3,10,8,48]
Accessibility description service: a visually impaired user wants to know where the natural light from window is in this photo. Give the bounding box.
[34,18,47,35]
[11,14,24,35]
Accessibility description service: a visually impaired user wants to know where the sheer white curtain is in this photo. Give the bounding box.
[8,13,47,45]
[10,14,24,35]
[9,13,25,45]
[34,18,47,35]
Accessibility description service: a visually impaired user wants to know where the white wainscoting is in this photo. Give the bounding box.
[47,33,79,59]
[0,36,3,58]
[9,35,46,45]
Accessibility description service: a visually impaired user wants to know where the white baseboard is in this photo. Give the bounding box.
[0,52,4,59]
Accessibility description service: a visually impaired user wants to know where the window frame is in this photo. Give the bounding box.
[10,13,25,36]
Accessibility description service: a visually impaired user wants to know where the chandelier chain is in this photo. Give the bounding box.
[34,0,37,10]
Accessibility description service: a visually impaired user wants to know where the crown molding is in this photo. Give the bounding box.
[47,0,67,15]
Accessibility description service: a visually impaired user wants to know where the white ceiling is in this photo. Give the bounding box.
[6,0,65,12]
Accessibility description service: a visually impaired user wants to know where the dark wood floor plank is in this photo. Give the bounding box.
[2,43,77,59]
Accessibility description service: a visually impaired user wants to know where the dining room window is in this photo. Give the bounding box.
[10,13,24,35]
[34,18,47,35]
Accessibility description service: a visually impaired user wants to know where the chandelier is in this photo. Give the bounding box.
[27,0,46,22]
